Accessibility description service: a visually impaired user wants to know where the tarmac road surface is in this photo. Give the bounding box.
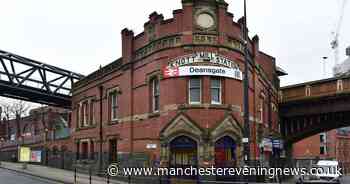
[0,168,61,184]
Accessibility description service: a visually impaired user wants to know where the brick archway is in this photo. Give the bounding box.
[210,115,244,167]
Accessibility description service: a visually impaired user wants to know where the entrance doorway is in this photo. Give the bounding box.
[170,136,198,183]
[109,139,117,163]
[215,136,237,181]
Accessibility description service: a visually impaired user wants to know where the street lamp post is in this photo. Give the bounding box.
[242,0,251,166]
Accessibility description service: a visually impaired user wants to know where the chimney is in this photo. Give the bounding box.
[252,35,259,57]
[346,46,350,56]
[121,28,134,64]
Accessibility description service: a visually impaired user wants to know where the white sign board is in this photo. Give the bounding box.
[146,144,157,149]
[164,66,242,80]
[163,52,243,80]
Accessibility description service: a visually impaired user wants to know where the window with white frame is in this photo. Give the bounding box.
[109,90,119,121]
[189,78,201,104]
[81,101,89,127]
[151,77,160,112]
[337,80,343,91]
[211,78,222,104]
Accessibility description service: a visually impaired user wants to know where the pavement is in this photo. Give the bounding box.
[6,161,348,184]
[0,161,126,184]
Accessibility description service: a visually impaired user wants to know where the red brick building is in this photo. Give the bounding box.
[71,0,285,172]
[0,106,73,169]
[293,128,350,174]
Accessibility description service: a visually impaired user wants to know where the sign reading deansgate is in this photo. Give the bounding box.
[163,52,243,80]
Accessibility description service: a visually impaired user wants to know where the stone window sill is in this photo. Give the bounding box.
[148,112,160,118]
[108,120,120,125]
[76,125,97,131]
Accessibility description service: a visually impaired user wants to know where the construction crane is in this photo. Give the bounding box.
[331,0,348,66]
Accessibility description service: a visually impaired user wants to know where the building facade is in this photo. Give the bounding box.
[0,106,73,169]
[293,128,350,174]
[71,0,285,173]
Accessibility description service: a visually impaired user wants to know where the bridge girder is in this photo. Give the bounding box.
[280,92,350,143]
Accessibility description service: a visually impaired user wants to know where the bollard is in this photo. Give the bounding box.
[74,168,77,184]
[106,173,110,184]
[89,168,92,184]
[22,162,28,170]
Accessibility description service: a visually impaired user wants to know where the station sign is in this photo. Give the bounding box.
[163,52,242,80]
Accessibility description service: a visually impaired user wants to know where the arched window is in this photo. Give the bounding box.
[22,124,32,137]
[337,80,344,92]
[108,88,119,122]
[305,85,311,96]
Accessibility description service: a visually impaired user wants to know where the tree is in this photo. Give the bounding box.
[0,99,32,139]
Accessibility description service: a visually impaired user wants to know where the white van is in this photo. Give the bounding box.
[297,160,341,184]
[315,160,341,183]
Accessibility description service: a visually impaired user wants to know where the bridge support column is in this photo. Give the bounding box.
[284,142,294,168]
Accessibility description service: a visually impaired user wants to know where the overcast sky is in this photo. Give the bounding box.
[0,0,349,87]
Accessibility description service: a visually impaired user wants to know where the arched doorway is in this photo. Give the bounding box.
[170,135,198,183]
[170,136,198,168]
[215,136,237,181]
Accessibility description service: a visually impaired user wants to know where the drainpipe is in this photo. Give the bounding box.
[98,85,104,173]
[130,62,135,155]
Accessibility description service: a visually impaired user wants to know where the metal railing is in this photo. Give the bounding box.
[72,166,282,184]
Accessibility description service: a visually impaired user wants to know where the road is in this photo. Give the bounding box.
[0,168,61,184]
[340,176,350,184]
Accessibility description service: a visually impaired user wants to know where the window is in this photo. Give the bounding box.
[189,78,201,104]
[82,101,88,127]
[211,78,222,104]
[79,100,92,128]
[151,78,160,112]
[109,91,119,121]
[320,145,327,155]
[89,101,94,125]
[337,80,343,91]
[305,85,311,96]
